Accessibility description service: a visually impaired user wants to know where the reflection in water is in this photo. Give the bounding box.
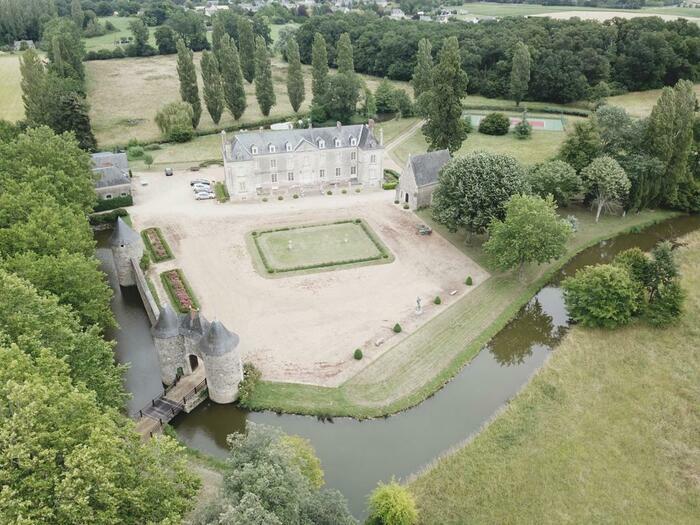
[98,214,700,519]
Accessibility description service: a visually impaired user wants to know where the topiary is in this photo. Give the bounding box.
[465,276,473,285]
[403,203,409,209]
[342,189,347,194]
[326,190,333,195]
[394,199,400,204]
[353,348,363,360]
[393,323,402,333]
[434,296,441,305]
[293,194,299,199]
[478,112,510,135]
[278,195,284,200]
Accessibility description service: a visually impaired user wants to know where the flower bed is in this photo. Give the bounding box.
[141,227,174,262]
[160,269,199,313]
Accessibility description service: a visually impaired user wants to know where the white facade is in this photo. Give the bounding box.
[222,122,384,200]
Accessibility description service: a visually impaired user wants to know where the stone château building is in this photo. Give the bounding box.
[221,121,384,200]
[395,149,451,210]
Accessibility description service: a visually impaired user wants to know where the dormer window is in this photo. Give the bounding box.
[286,142,292,152]
[350,137,357,146]
[269,144,276,153]
[318,139,325,149]
[251,146,258,155]
[334,138,341,147]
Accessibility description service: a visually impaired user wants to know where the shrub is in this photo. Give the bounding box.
[342,189,347,194]
[213,182,230,203]
[367,480,418,525]
[355,188,361,193]
[262,197,268,202]
[326,190,333,195]
[393,323,402,333]
[93,194,133,212]
[566,215,579,232]
[562,264,639,328]
[139,251,151,271]
[143,143,162,151]
[402,203,409,209]
[465,276,473,285]
[383,181,398,190]
[433,296,441,305]
[278,195,284,200]
[88,208,128,226]
[293,193,299,199]
[478,112,510,135]
[645,281,684,326]
[127,145,144,160]
[237,362,262,406]
[353,348,363,360]
[394,200,400,204]
[512,119,532,139]
[154,101,194,143]
[384,169,400,182]
[527,160,582,207]
[142,153,154,168]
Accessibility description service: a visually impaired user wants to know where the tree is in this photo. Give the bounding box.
[238,15,256,83]
[143,152,154,168]
[562,264,639,328]
[201,51,224,124]
[513,118,532,140]
[375,78,397,114]
[412,38,433,99]
[367,479,418,525]
[155,101,195,142]
[527,160,582,207]
[167,9,210,51]
[286,38,305,113]
[155,26,177,54]
[211,13,227,63]
[558,120,603,172]
[128,18,149,56]
[254,35,276,117]
[220,34,247,120]
[176,37,202,128]
[363,87,377,118]
[619,154,665,211]
[432,152,528,235]
[484,194,572,279]
[323,73,360,122]
[478,112,510,135]
[43,18,85,84]
[311,32,329,104]
[20,49,48,126]
[510,41,531,106]
[336,32,354,74]
[593,105,635,155]
[70,0,83,30]
[422,36,469,153]
[581,156,631,222]
[279,435,324,489]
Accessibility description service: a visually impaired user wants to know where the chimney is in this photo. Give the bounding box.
[308,119,313,129]
[336,121,342,130]
[367,118,375,130]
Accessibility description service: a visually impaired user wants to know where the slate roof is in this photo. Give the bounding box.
[94,166,131,188]
[409,149,451,187]
[225,123,381,162]
[199,321,240,356]
[92,152,129,171]
[109,217,140,247]
[152,305,180,338]
[180,310,210,339]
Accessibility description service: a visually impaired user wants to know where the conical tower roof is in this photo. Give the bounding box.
[151,304,180,338]
[199,321,239,356]
[110,217,140,247]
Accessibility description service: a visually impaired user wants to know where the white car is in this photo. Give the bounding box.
[192,182,212,192]
[195,191,215,200]
[190,178,210,186]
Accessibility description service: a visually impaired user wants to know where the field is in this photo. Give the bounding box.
[449,2,700,19]
[408,229,700,524]
[85,54,411,146]
[251,220,389,274]
[82,17,159,52]
[0,54,24,122]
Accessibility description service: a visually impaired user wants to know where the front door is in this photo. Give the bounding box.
[405,192,409,203]
[189,354,199,371]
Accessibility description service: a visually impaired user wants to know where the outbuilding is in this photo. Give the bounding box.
[395,149,451,210]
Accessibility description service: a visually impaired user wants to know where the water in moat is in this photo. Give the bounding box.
[96,214,700,518]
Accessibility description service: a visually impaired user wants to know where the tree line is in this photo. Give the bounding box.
[296,12,700,103]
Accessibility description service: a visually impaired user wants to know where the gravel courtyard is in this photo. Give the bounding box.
[130,168,488,386]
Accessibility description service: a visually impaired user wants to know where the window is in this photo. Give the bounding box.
[318,139,325,149]
[350,137,357,146]
[370,154,376,164]
[120,191,128,197]
[287,171,294,181]
[335,167,341,178]
[269,144,276,153]
[351,151,356,161]
[334,138,341,147]
[271,173,278,183]
[270,159,277,169]
[286,142,292,152]
[319,169,325,178]
[239,182,247,192]
[251,146,258,154]
[104,194,113,199]
[350,166,357,176]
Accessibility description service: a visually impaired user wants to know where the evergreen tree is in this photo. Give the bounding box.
[336,32,354,74]
[510,41,531,106]
[558,120,603,172]
[422,36,468,153]
[254,35,275,117]
[201,51,224,124]
[238,16,256,83]
[70,0,83,30]
[19,49,46,126]
[286,38,305,113]
[55,91,97,151]
[220,34,247,120]
[412,38,433,99]
[175,38,202,128]
[311,32,329,104]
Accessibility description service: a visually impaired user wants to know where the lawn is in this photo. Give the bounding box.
[83,17,160,52]
[129,134,223,171]
[85,54,411,147]
[376,116,421,146]
[607,83,700,117]
[448,2,700,19]
[244,207,678,418]
[0,54,23,122]
[252,220,389,274]
[409,228,700,524]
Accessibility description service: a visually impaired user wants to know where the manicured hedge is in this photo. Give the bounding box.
[384,169,400,182]
[160,269,200,313]
[88,208,128,226]
[214,182,230,202]
[94,194,133,212]
[141,227,174,262]
[383,181,398,190]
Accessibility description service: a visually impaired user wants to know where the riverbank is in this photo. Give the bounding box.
[245,208,678,418]
[408,228,700,524]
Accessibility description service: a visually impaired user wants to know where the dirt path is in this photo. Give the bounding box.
[384,119,425,173]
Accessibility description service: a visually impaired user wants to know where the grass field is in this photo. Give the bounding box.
[82,17,146,52]
[0,54,24,122]
[408,228,700,524]
[244,208,678,417]
[449,2,700,19]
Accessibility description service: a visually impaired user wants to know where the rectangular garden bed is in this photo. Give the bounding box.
[141,227,174,262]
[160,269,199,313]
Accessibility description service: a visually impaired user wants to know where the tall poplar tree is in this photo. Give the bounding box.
[70,0,83,30]
[286,38,305,113]
[201,51,224,124]
[311,32,328,104]
[422,36,469,153]
[237,16,256,83]
[20,49,46,126]
[211,14,226,64]
[510,41,531,106]
[175,37,202,128]
[412,38,433,99]
[336,32,354,74]
[254,35,275,117]
[43,18,85,84]
[220,34,246,120]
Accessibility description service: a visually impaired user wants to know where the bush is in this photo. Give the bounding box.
[393,323,402,333]
[342,189,347,194]
[139,251,151,271]
[394,200,400,204]
[562,264,639,328]
[512,119,532,139]
[237,362,262,406]
[143,143,162,151]
[326,190,333,195]
[127,145,144,160]
[93,194,133,212]
[353,348,363,360]
[434,296,441,305]
[465,276,473,286]
[402,203,409,209]
[383,181,398,190]
[478,112,510,135]
[88,208,128,226]
[355,188,361,193]
[367,480,418,525]
[293,193,299,199]
[262,197,268,202]
[278,195,284,200]
[154,101,195,143]
[645,281,684,326]
[214,182,230,203]
[527,160,582,207]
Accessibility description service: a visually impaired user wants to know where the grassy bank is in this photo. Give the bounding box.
[0,54,23,122]
[245,208,678,418]
[409,228,700,524]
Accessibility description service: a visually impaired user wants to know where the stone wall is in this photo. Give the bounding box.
[131,259,160,325]
[201,351,243,404]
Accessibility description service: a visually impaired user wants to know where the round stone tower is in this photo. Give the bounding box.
[198,321,243,404]
[110,217,143,287]
[151,304,184,385]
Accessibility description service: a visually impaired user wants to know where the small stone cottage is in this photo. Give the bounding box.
[91,152,131,201]
[395,149,451,210]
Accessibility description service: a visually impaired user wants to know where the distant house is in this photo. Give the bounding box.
[91,152,132,201]
[13,40,35,51]
[390,8,406,19]
[395,150,451,210]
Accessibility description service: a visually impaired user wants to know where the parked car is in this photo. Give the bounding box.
[195,191,215,200]
[190,179,211,186]
[165,167,174,176]
[192,183,212,192]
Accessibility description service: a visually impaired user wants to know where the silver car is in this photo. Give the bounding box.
[195,191,215,200]
[192,182,212,192]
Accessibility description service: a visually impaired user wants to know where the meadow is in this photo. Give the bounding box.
[0,54,23,122]
[449,2,700,19]
[409,228,700,524]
